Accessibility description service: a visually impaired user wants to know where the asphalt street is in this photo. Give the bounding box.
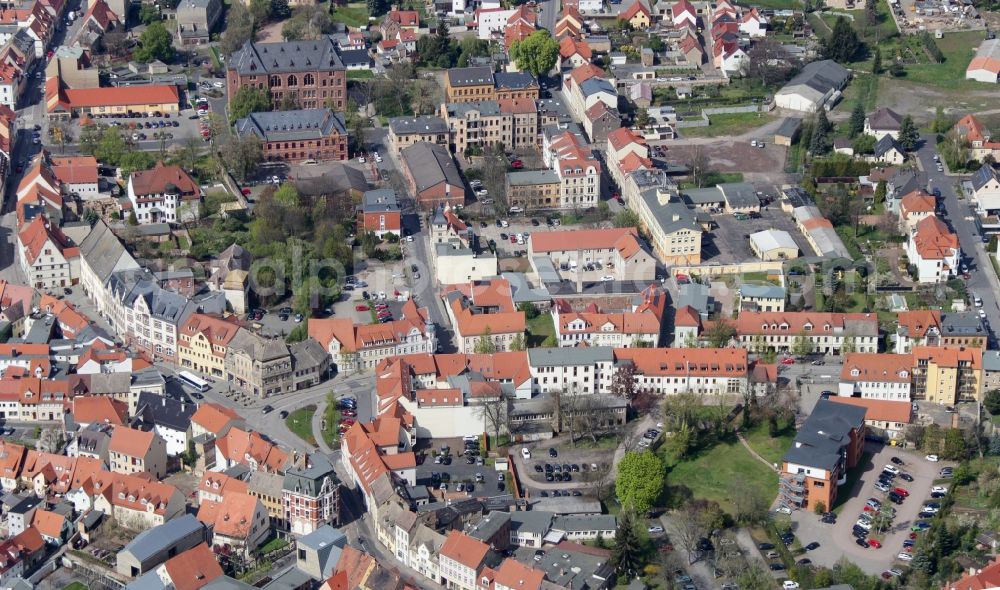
[915,137,1000,344]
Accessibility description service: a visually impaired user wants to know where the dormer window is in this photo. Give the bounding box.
[803,322,813,331]
[779,323,788,330]
[824,323,832,331]
[851,368,859,377]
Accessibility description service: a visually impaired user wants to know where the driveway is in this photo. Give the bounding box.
[789,444,951,575]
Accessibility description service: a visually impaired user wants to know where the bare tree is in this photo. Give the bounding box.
[728,477,769,525]
[687,147,712,188]
[742,39,793,87]
[612,361,638,401]
[477,393,511,442]
[673,505,709,564]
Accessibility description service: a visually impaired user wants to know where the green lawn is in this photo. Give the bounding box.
[681,112,775,138]
[900,31,987,91]
[63,584,88,590]
[743,423,796,465]
[680,172,744,189]
[347,70,375,80]
[748,0,800,9]
[322,397,341,448]
[258,537,289,555]
[661,435,779,512]
[286,405,317,446]
[331,2,371,27]
[526,314,556,348]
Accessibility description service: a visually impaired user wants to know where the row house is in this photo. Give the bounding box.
[16,214,79,292]
[108,425,168,479]
[911,345,983,405]
[309,299,436,374]
[564,64,617,142]
[828,396,912,441]
[135,391,197,457]
[282,453,341,536]
[340,403,417,514]
[444,66,539,104]
[215,426,290,473]
[401,141,467,210]
[439,530,493,590]
[178,313,241,378]
[440,98,538,155]
[734,311,880,355]
[226,37,346,111]
[895,310,987,353]
[104,268,226,363]
[388,115,450,155]
[551,285,667,347]
[78,220,139,318]
[443,279,526,354]
[91,472,186,530]
[546,129,602,209]
[838,353,913,401]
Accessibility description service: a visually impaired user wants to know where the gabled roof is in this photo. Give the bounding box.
[867,107,903,131]
[191,403,243,435]
[440,530,490,570]
[109,426,157,458]
[560,36,593,59]
[161,543,224,590]
[130,162,200,198]
[196,491,262,540]
[911,215,959,260]
[73,396,128,425]
[620,0,651,21]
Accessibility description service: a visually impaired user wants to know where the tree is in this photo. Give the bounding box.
[849,101,866,137]
[869,506,894,534]
[510,333,526,351]
[823,17,861,63]
[673,500,722,564]
[898,115,920,151]
[271,0,291,19]
[872,46,883,75]
[613,209,641,228]
[474,328,498,354]
[809,110,832,155]
[705,320,735,348]
[508,30,559,77]
[366,0,387,18]
[613,508,645,577]
[229,87,272,123]
[687,147,711,188]
[743,39,793,87]
[852,133,876,155]
[874,180,887,205]
[813,501,827,515]
[736,563,772,590]
[729,478,769,524]
[865,0,879,33]
[790,331,813,357]
[138,4,161,25]
[220,2,254,57]
[634,109,651,130]
[249,0,273,23]
[985,389,1000,415]
[104,31,130,58]
[647,36,665,52]
[477,393,510,441]
[612,362,638,401]
[615,451,665,513]
[128,212,139,226]
[222,135,263,182]
[135,22,174,63]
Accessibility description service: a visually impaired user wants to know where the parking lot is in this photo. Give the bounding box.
[703,206,813,264]
[415,437,508,499]
[789,444,952,575]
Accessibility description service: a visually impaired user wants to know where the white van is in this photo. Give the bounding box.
[509,206,524,214]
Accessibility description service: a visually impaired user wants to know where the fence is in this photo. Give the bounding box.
[675,102,776,129]
[671,260,787,278]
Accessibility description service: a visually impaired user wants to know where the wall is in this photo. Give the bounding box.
[670,260,785,278]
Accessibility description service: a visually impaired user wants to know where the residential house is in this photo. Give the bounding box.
[551,287,666,348]
[895,310,988,353]
[31,509,70,546]
[735,311,880,355]
[911,346,983,405]
[873,135,906,165]
[898,189,937,232]
[197,491,269,557]
[828,397,911,440]
[443,279,526,353]
[125,163,201,225]
[175,0,223,45]
[16,214,79,292]
[388,116,450,155]
[738,284,786,313]
[907,215,960,284]
[356,189,402,238]
[864,107,904,140]
[178,313,241,379]
[135,392,197,457]
[439,531,492,590]
[619,0,651,28]
[108,426,168,479]
[126,543,224,590]
[838,353,913,401]
[971,165,1000,216]
[445,66,496,103]
[96,473,186,531]
[953,114,1000,162]
[77,220,139,318]
[283,454,341,535]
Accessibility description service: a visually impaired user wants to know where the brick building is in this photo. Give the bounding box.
[235,108,348,162]
[226,37,346,111]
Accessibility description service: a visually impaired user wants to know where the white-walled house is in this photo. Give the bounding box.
[906,215,960,283]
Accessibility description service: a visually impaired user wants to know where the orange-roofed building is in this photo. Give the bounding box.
[49,155,99,198]
[191,402,243,438]
[551,284,666,348]
[619,0,651,28]
[559,36,592,68]
[92,472,185,529]
[198,471,248,503]
[16,214,79,293]
[494,558,545,590]
[734,311,880,355]
[612,347,749,396]
[72,396,128,426]
[828,396,912,440]
[333,545,377,589]
[555,6,583,38]
[215,427,289,474]
[953,114,1000,162]
[308,299,436,374]
[154,543,224,590]
[30,509,70,545]
[126,162,201,225]
[943,558,1000,590]
[439,531,491,590]
[911,346,983,405]
[340,403,416,511]
[0,441,27,490]
[109,426,168,479]
[907,215,960,284]
[178,313,241,378]
[898,189,937,231]
[838,353,914,401]
[443,280,525,354]
[529,227,656,283]
[196,491,269,556]
[895,309,986,354]
[966,38,1000,84]
[47,79,179,120]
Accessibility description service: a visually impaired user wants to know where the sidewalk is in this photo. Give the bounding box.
[312,399,334,454]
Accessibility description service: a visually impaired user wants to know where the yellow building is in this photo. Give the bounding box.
[912,346,983,405]
[445,66,496,103]
[47,79,180,121]
[178,313,241,378]
[246,470,286,528]
[620,0,652,29]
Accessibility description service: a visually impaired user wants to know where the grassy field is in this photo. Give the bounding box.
[748,0,800,9]
[63,584,88,590]
[526,314,556,348]
[322,397,341,448]
[347,70,375,80]
[258,537,289,555]
[661,435,779,512]
[331,2,371,27]
[743,423,796,465]
[286,405,317,446]
[901,31,987,90]
[681,112,776,138]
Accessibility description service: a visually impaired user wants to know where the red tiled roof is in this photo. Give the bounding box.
[109,426,156,458]
[911,215,959,260]
[162,543,224,590]
[828,397,912,424]
[73,396,128,425]
[944,558,1000,590]
[130,162,199,198]
[441,530,490,570]
[840,353,913,383]
[60,84,178,109]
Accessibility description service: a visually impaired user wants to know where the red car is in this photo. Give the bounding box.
[511,160,524,169]
[868,539,882,549]
[510,235,518,243]
[241,188,251,196]
[340,418,355,426]
[893,487,909,497]
[355,305,369,311]
[781,357,795,365]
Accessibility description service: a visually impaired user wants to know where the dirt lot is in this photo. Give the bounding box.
[703,205,813,264]
[664,140,788,174]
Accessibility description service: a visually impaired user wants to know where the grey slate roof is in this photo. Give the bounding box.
[509,510,554,537]
[445,100,501,118]
[291,338,328,372]
[107,269,226,325]
[79,220,138,284]
[677,282,710,313]
[784,59,850,95]
[447,66,494,87]
[874,135,904,158]
[400,142,464,193]
[228,329,290,362]
[740,284,786,300]
[579,77,616,98]
[338,48,372,67]
[775,117,803,138]
[719,182,761,209]
[388,115,449,136]
[984,350,1000,372]
[528,347,614,367]
[235,109,347,142]
[469,511,512,542]
[202,578,258,590]
[493,71,537,90]
[358,188,400,213]
[295,524,346,579]
[552,514,617,533]
[228,37,344,75]
[506,170,560,186]
[783,398,866,471]
[121,515,205,563]
[282,454,338,496]
[867,107,903,130]
[136,391,197,432]
[941,311,986,336]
